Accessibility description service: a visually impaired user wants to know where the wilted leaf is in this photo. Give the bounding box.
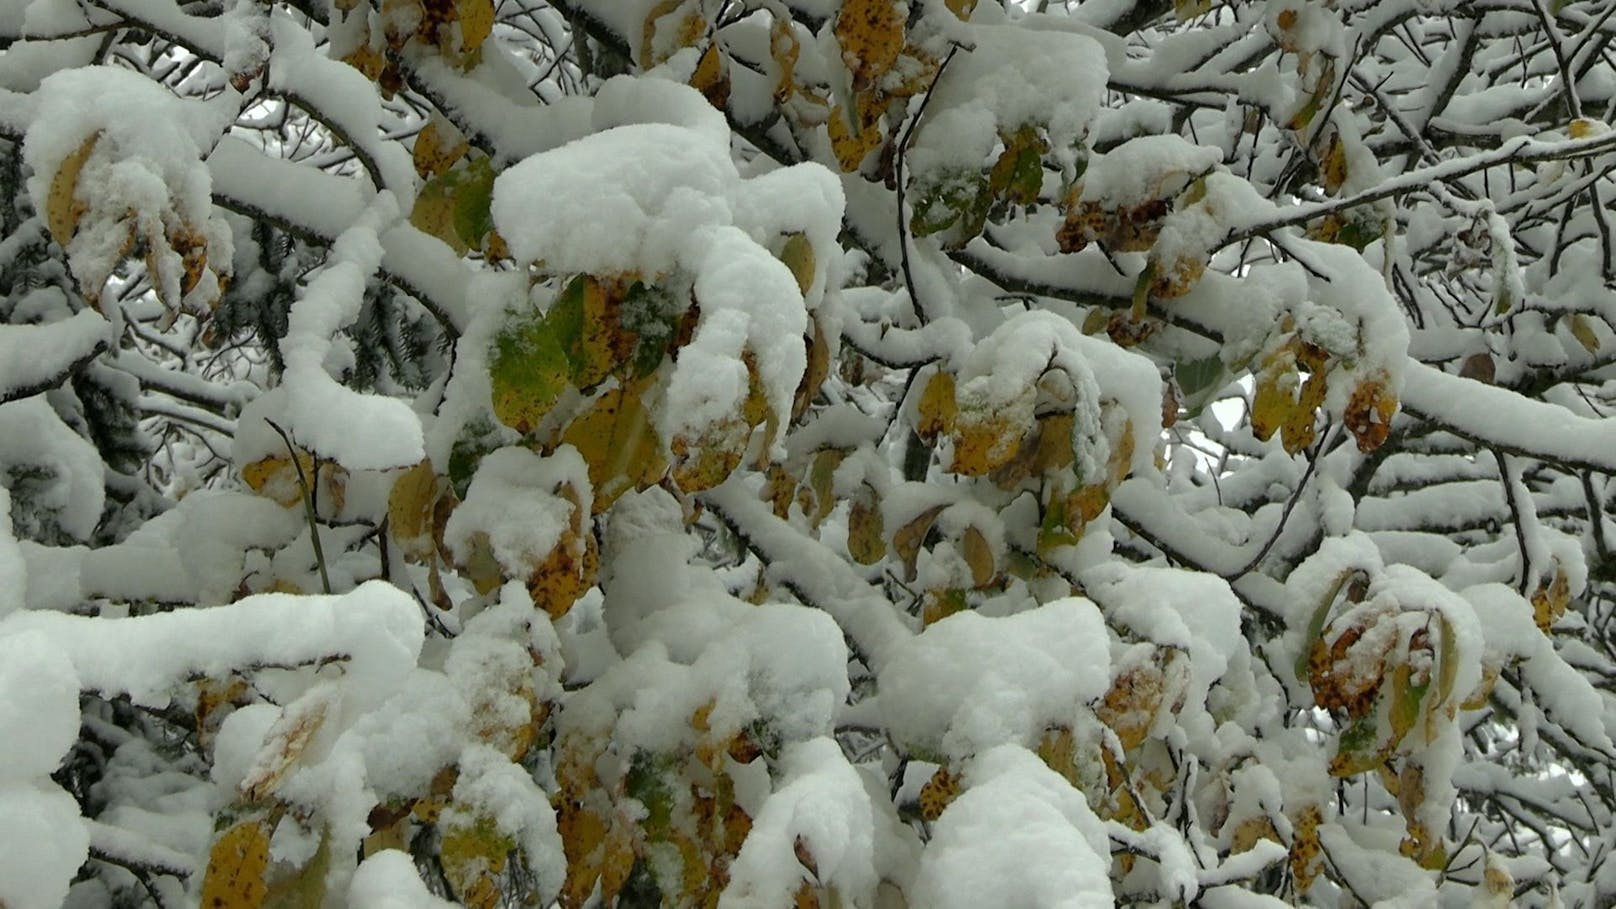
[779,232,816,297]
[827,96,886,172]
[201,817,272,909]
[1343,370,1397,453]
[892,503,945,581]
[241,685,336,801]
[47,132,99,247]
[671,416,750,492]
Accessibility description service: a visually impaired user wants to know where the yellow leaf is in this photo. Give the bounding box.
[779,232,816,297]
[264,824,331,909]
[689,40,730,109]
[944,0,977,17]
[1532,560,1572,631]
[1281,370,1328,455]
[961,525,995,588]
[1173,0,1213,20]
[455,0,494,56]
[834,0,905,89]
[1571,313,1602,353]
[921,587,967,626]
[413,118,469,178]
[805,447,848,527]
[794,316,831,421]
[1570,117,1605,139]
[914,369,956,442]
[847,495,885,565]
[389,461,442,562]
[1035,725,1081,787]
[670,415,750,492]
[526,523,597,620]
[1096,649,1173,751]
[1249,355,1296,444]
[950,409,1024,475]
[918,766,959,821]
[201,818,272,909]
[769,15,801,103]
[827,98,886,172]
[561,382,666,513]
[440,811,516,909]
[641,0,704,67]
[1289,803,1323,896]
[47,132,99,247]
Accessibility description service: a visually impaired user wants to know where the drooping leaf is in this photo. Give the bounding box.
[560,381,666,512]
[47,132,99,247]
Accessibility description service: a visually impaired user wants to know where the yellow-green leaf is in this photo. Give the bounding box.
[560,381,666,512]
[201,818,272,909]
[489,310,570,434]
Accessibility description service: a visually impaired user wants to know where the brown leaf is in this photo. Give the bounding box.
[46,132,99,247]
[918,766,959,821]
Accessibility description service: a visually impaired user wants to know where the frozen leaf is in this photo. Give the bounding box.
[670,416,750,492]
[1343,371,1397,453]
[264,825,331,909]
[921,587,968,626]
[987,126,1047,207]
[835,0,904,89]
[46,132,98,247]
[489,310,570,434]
[951,407,1025,476]
[1289,804,1323,896]
[201,817,272,909]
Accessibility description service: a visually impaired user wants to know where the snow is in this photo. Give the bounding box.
[275,194,426,471]
[0,489,23,617]
[0,394,105,541]
[22,65,232,308]
[348,850,458,908]
[910,745,1112,909]
[0,780,90,909]
[0,580,422,707]
[0,630,79,777]
[879,597,1110,760]
[721,738,876,908]
[1083,563,1243,733]
[0,309,110,403]
[442,445,589,581]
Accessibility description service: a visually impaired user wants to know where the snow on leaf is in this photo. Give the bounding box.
[488,310,570,435]
[45,132,98,248]
[834,0,905,90]
[240,683,338,801]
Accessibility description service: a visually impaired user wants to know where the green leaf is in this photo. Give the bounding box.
[547,275,620,388]
[1385,662,1428,753]
[625,752,677,839]
[489,310,570,434]
[1330,707,1382,777]
[452,157,497,249]
[1175,354,1225,415]
[620,281,680,379]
